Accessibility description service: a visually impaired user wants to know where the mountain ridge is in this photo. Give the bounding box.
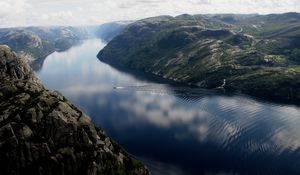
[98,13,300,104]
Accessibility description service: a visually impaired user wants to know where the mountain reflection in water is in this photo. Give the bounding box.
[38,39,300,175]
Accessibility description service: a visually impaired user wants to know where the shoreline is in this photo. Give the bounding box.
[98,55,300,106]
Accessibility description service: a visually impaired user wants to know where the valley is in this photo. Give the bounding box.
[1,10,300,175]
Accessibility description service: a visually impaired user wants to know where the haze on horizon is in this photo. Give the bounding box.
[1,0,300,28]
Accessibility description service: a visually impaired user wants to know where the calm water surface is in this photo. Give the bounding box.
[38,39,300,175]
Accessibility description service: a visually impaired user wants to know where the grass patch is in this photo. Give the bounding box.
[289,65,300,72]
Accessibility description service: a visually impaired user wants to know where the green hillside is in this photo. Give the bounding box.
[98,13,300,103]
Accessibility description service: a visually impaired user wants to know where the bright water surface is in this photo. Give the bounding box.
[38,39,300,175]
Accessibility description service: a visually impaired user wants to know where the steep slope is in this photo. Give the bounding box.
[98,13,300,103]
[94,21,132,43]
[0,27,88,70]
[0,45,149,175]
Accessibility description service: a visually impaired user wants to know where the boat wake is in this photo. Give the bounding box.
[113,84,223,97]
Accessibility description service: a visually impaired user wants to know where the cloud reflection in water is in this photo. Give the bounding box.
[38,39,300,175]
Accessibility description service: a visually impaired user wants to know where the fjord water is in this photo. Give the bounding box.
[38,39,300,175]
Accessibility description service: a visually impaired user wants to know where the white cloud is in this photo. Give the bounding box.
[0,0,30,27]
[0,0,300,27]
[0,0,28,16]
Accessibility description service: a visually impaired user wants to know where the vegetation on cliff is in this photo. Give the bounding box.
[0,27,89,70]
[98,13,300,103]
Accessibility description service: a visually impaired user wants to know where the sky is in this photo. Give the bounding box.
[0,0,300,27]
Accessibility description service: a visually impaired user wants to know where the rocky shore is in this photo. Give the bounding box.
[0,45,150,175]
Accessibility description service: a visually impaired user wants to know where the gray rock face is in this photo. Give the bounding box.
[0,45,38,81]
[0,45,150,175]
[3,31,42,49]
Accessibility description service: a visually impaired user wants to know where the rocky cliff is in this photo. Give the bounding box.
[0,45,150,175]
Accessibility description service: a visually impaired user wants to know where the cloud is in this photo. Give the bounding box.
[0,0,30,27]
[0,0,28,16]
[1,0,299,28]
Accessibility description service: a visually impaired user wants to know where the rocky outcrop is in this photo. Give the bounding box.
[2,31,42,49]
[0,45,150,175]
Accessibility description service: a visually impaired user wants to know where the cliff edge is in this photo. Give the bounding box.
[0,45,150,175]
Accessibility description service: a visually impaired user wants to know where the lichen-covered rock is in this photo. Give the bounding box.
[0,45,150,175]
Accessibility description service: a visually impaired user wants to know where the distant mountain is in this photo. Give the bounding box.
[91,21,132,42]
[98,13,300,103]
[0,23,131,70]
[0,26,89,70]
